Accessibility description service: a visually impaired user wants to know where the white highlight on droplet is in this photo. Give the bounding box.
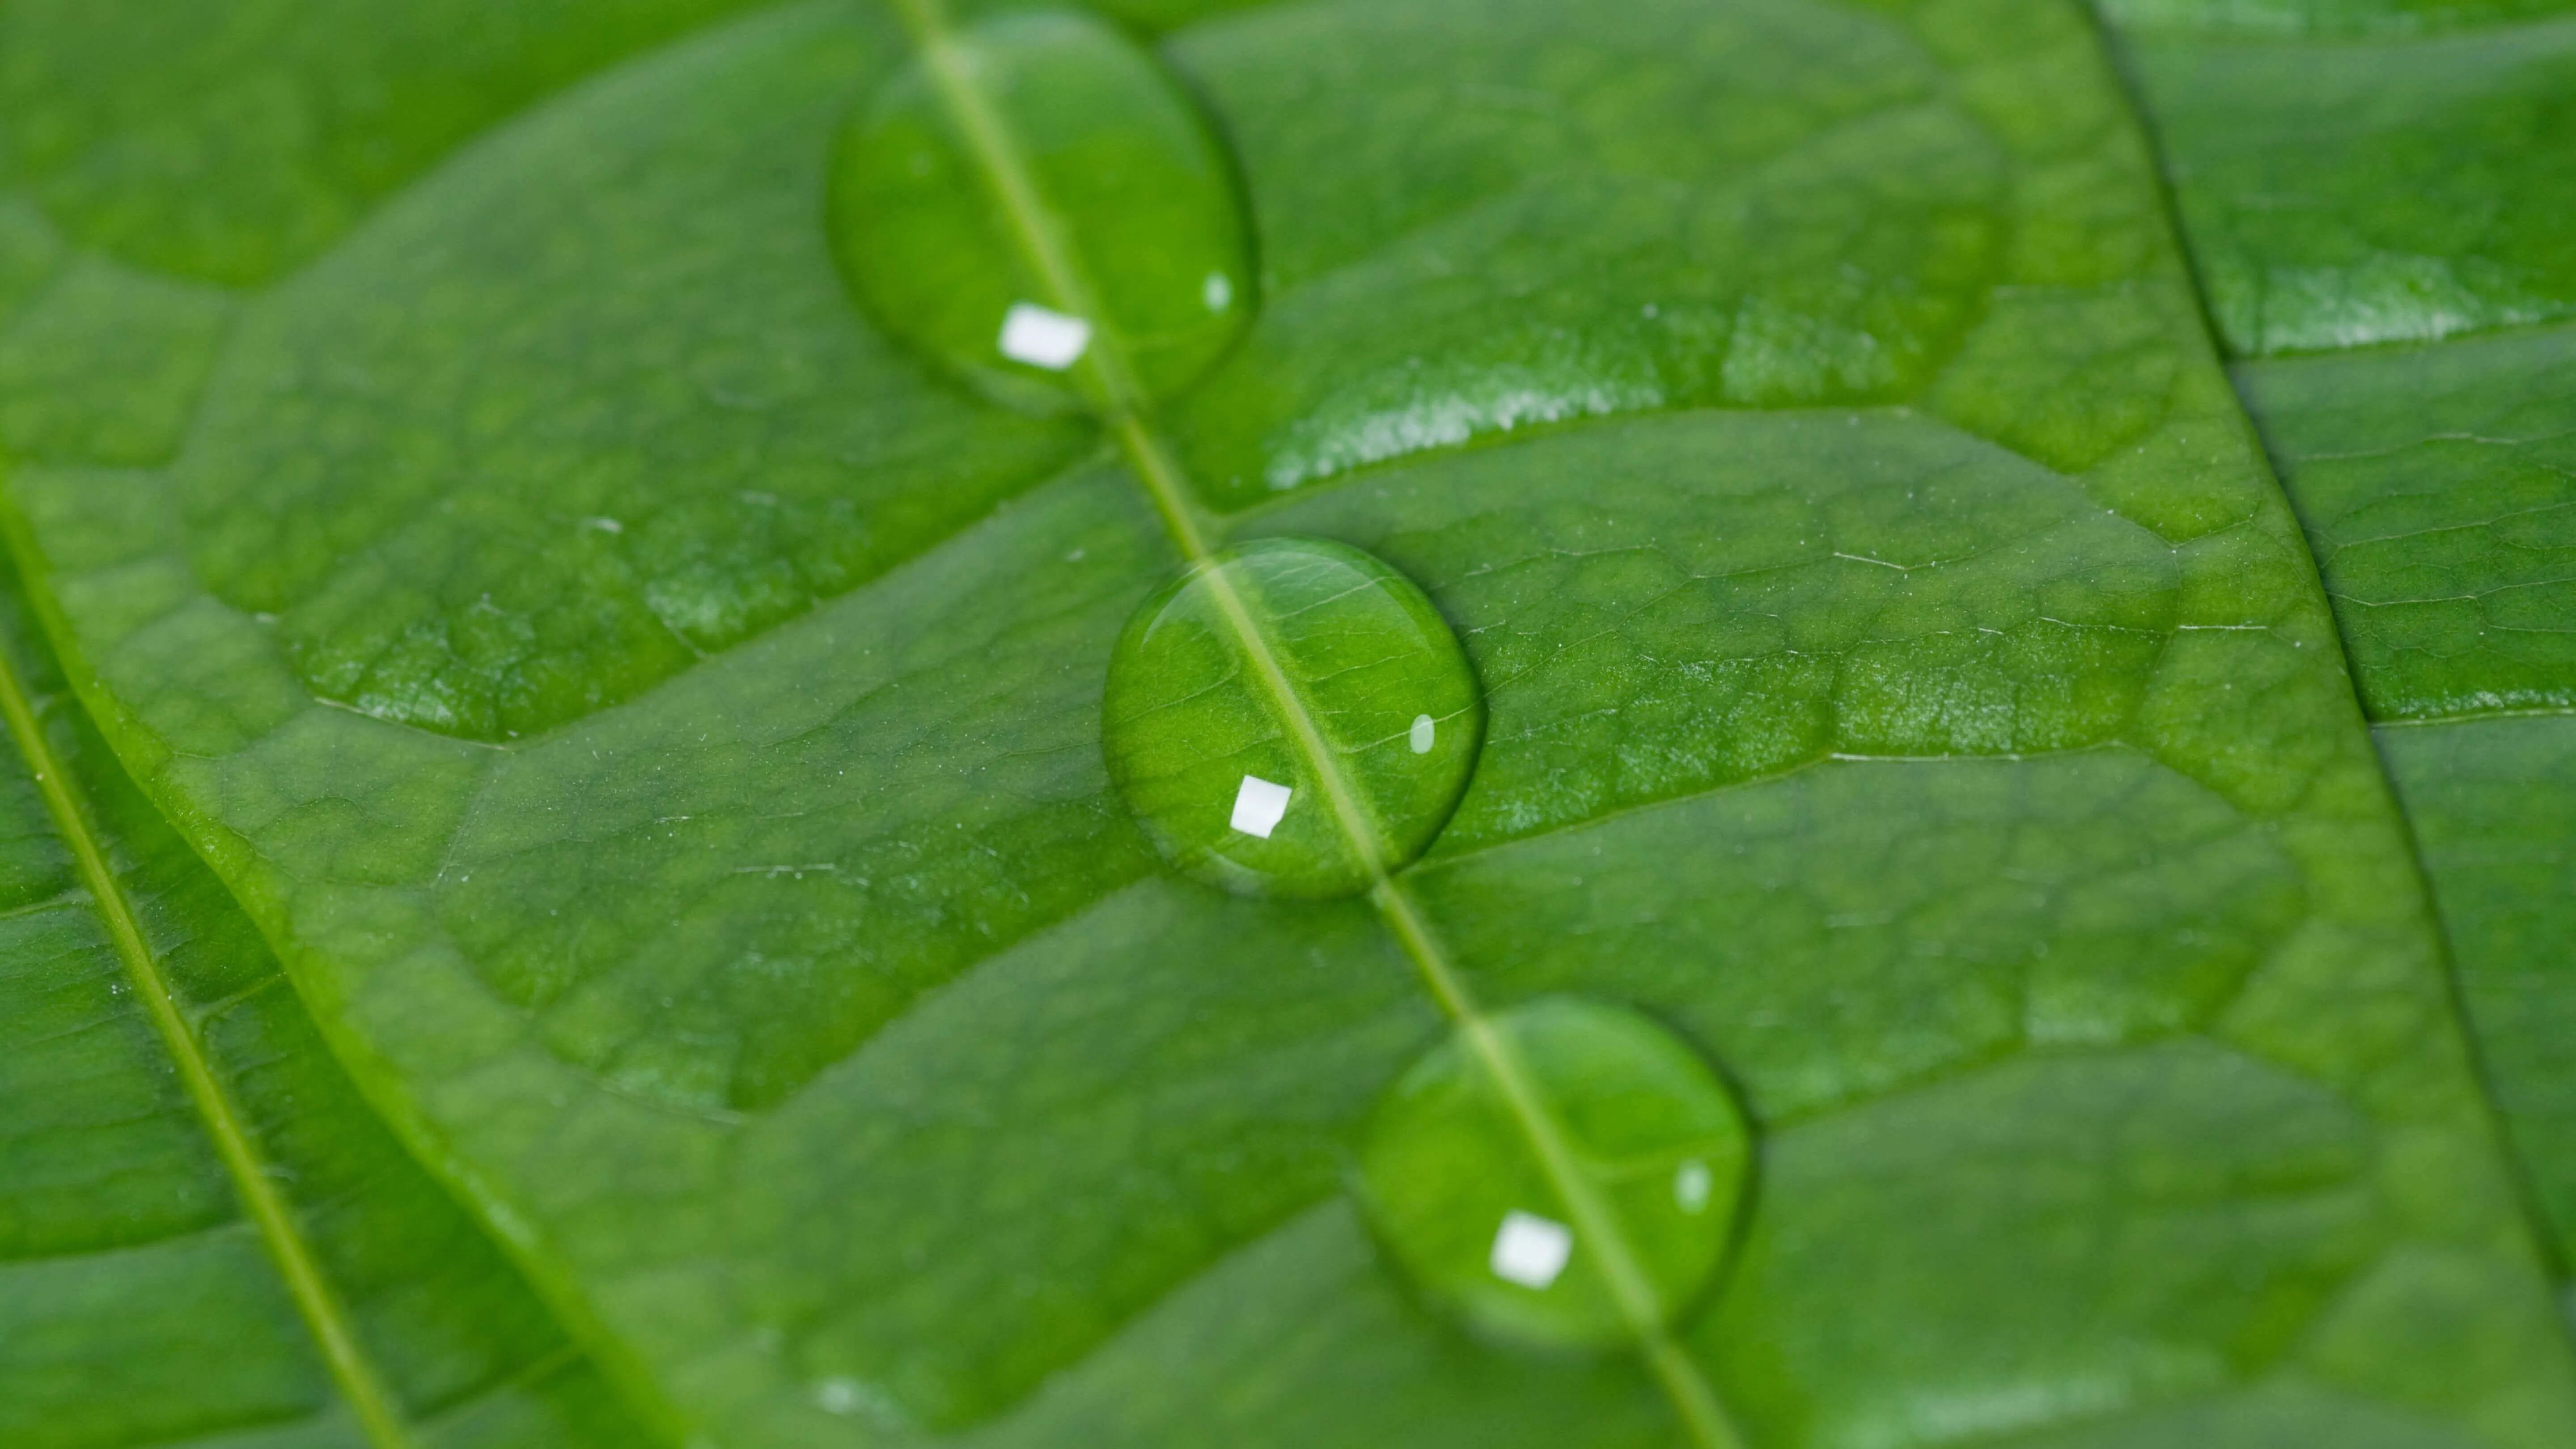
[1674,1159,1713,1214]
[1409,713,1436,754]
[1230,774,1292,838]
[1203,272,1233,312]
[998,302,1091,370]
[1490,1210,1573,1289]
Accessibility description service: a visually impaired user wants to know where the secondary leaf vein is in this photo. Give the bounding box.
[0,619,418,1449]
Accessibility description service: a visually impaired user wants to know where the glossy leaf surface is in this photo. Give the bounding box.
[2102,0,2576,1272]
[4,0,2575,1447]
[0,563,645,1449]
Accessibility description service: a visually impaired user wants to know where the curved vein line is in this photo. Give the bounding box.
[0,628,416,1449]
[884,1,1743,1440]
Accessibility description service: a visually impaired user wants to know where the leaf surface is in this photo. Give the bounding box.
[2099,0,2576,1272]
[0,559,648,1449]
[6,0,2576,1446]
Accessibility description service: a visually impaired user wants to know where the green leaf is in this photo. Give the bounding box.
[0,0,782,288]
[0,559,651,1448]
[2239,332,2576,1267]
[6,1,2576,1447]
[2100,0,2576,358]
[2098,0,2576,1274]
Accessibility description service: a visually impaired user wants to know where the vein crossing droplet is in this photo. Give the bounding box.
[1358,997,1752,1349]
[1104,538,1483,898]
[864,4,1750,1442]
[830,6,1254,411]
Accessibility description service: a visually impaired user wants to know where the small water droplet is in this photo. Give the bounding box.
[1103,537,1482,898]
[830,8,1254,409]
[1355,997,1749,1349]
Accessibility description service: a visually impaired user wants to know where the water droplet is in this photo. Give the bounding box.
[1355,997,1750,1350]
[830,8,1254,410]
[1102,537,1482,898]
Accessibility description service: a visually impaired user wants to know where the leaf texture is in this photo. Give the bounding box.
[3,0,2574,1446]
[0,558,648,1449]
[2099,0,2576,1274]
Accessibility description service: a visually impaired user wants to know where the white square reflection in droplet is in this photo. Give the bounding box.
[1230,774,1293,838]
[997,302,1091,370]
[1674,1159,1713,1213]
[1490,1209,1573,1289]
[1203,272,1233,312]
[1409,713,1436,754]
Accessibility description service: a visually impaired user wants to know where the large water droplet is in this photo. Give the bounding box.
[1355,997,1750,1350]
[1102,537,1482,898]
[830,8,1255,410]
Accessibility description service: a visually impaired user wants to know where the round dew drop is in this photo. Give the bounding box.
[1355,997,1750,1350]
[827,7,1255,411]
[1102,537,1483,899]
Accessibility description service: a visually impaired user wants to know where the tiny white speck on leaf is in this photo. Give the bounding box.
[815,1379,862,1415]
[1674,1159,1713,1213]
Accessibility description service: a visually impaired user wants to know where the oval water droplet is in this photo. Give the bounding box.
[1355,997,1750,1350]
[1102,537,1482,898]
[830,8,1255,410]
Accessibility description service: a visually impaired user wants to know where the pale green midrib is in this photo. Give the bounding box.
[1368,881,1741,1445]
[883,4,1743,1444]
[888,0,1211,556]
[0,634,418,1449]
